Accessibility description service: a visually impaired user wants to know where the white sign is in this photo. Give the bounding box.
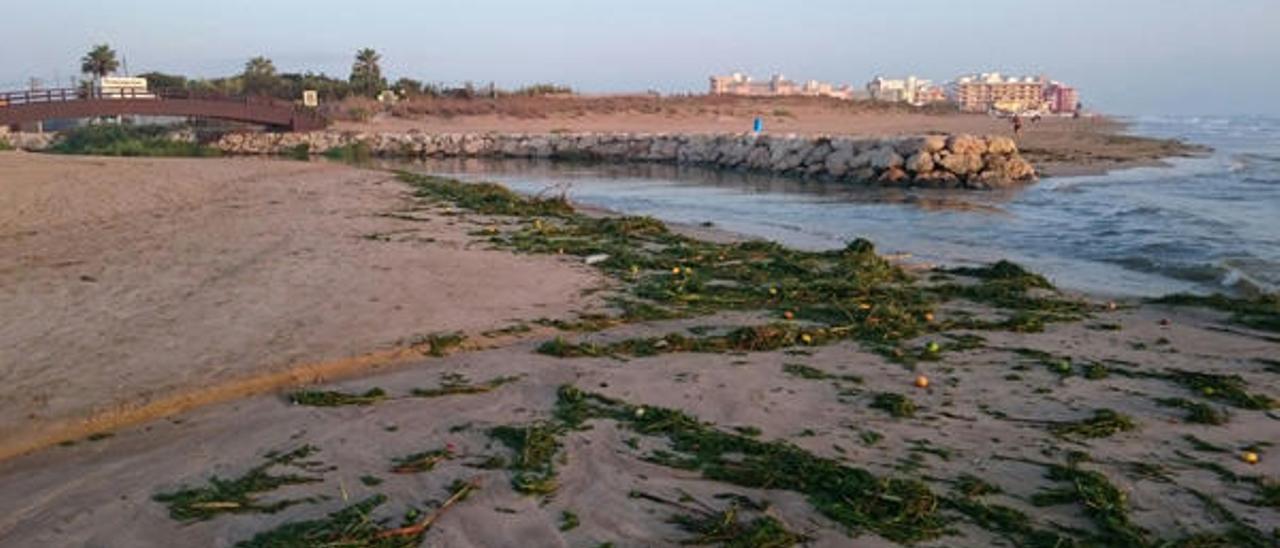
[98,77,149,91]
[302,90,319,107]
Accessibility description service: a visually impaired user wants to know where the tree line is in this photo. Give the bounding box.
[78,44,571,102]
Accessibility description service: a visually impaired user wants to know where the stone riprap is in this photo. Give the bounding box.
[214,131,1038,189]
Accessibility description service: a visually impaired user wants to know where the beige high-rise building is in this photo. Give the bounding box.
[709,72,854,100]
[866,76,946,106]
[949,73,1048,113]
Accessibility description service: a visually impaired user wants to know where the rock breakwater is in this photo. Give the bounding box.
[215,132,1037,189]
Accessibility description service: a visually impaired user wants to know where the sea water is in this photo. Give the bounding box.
[392,116,1280,298]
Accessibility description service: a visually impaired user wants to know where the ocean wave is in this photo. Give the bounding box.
[1107,255,1278,296]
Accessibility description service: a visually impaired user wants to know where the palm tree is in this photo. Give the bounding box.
[349,48,386,97]
[80,44,119,78]
[244,56,276,77]
[242,56,280,96]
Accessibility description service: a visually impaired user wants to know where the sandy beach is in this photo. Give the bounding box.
[0,150,1275,547]
[0,152,604,460]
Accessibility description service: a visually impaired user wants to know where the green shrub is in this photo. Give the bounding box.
[49,125,220,157]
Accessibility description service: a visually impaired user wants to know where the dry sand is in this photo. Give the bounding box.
[0,152,1274,547]
[337,105,1208,177]
[0,151,604,460]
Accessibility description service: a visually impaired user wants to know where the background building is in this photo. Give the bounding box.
[709,72,854,100]
[1044,81,1080,114]
[866,76,946,106]
[949,73,1048,113]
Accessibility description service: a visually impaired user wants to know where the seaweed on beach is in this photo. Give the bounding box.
[406,174,573,217]
[669,506,809,547]
[1152,293,1280,333]
[1162,370,1275,410]
[536,324,829,359]
[1180,489,1277,548]
[1050,409,1137,439]
[781,363,863,384]
[869,392,917,418]
[1251,479,1280,509]
[408,331,468,357]
[397,171,1089,362]
[553,385,947,544]
[1031,463,1150,546]
[410,373,520,398]
[390,447,455,474]
[235,478,480,548]
[154,445,327,522]
[944,260,1055,290]
[289,387,388,407]
[943,479,1071,548]
[235,496,407,548]
[1156,398,1230,425]
[489,422,563,495]
[559,509,581,531]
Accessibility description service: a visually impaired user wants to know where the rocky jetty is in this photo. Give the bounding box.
[214,131,1038,189]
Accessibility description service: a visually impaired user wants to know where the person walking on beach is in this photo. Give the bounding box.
[1011,113,1023,138]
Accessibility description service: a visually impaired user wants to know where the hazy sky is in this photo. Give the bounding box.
[5,0,1278,116]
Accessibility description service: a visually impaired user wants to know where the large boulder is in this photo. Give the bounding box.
[877,167,910,184]
[937,151,985,176]
[824,147,858,177]
[986,136,1018,155]
[847,167,878,183]
[913,170,961,188]
[893,137,926,157]
[905,151,935,174]
[802,141,833,167]
[946,134,987,156]
[921,134,948,153]
[745,145,772,169]
[868,147,904,170]
[972,155,1038,188]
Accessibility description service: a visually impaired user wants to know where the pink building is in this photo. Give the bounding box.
[1044,82,1080,114]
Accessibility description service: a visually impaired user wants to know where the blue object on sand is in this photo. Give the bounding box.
[753,117,763,134]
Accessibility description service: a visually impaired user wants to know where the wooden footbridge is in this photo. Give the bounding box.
[0,88,328,131]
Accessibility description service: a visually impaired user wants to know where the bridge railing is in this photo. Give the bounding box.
[0,87,329,130]
[0,88,307,108]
